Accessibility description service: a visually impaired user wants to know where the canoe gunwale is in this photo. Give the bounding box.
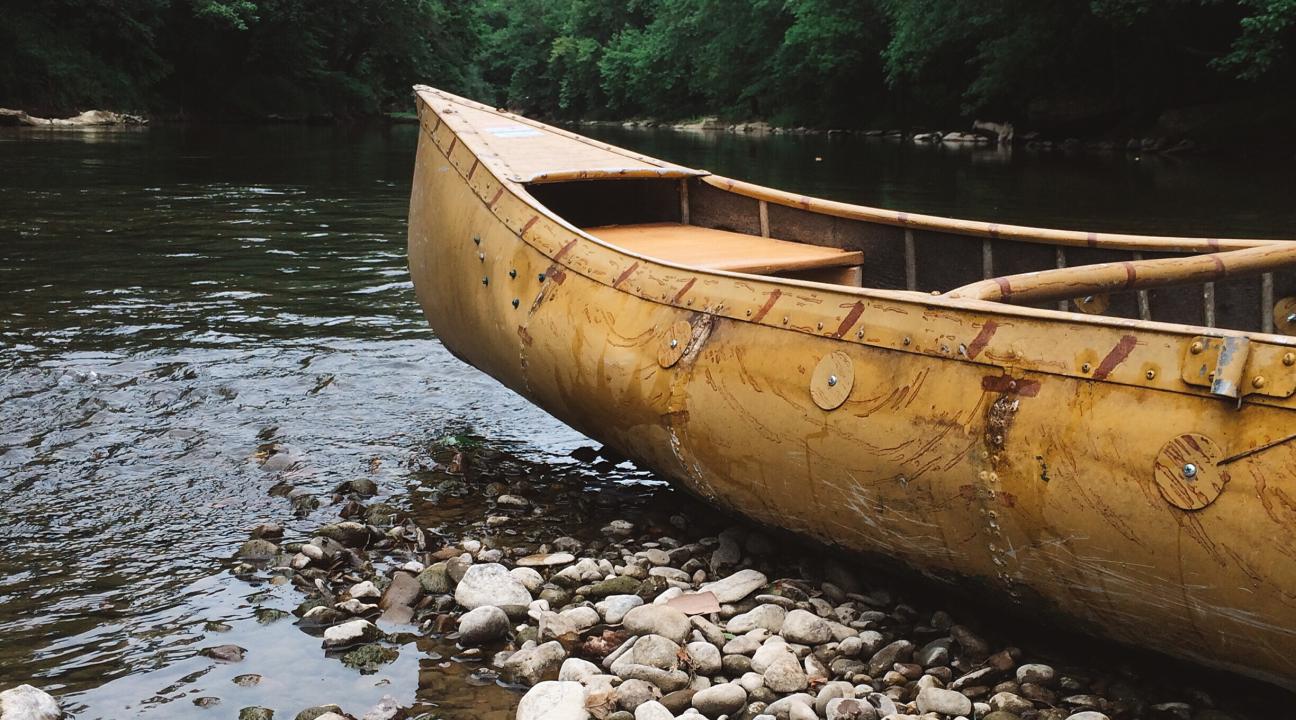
[414,88,1296,411]
[703,174,1287,253]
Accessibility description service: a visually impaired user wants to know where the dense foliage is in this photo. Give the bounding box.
[1,0,1293,132]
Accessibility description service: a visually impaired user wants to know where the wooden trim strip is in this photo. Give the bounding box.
[945,244,1296,305]
[702,175,1284,253]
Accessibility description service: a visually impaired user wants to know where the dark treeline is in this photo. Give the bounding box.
[2,0,1294,137]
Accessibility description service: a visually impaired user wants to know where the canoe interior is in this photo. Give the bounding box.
[529,176,1295,334]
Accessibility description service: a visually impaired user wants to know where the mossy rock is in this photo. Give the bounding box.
[341,643,399,673]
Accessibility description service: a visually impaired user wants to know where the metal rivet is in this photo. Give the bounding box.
[1253,376,1267,388]
[511,298,520,308]
[817,322,824,330]
[1284,353,1295,366]
[669,339,678,348]
[478,252,485,261]
[1190,341,1204,354]
[1183,463,1198,480]
[481,276,489,286]
[745,309,752,316]
[856,329,864,338]
[1146,370,1157,380]
[782,316,789,325]
[903,337,911,346]
[509,269,517,279]
[1082,362,1092,372]
[473,235,481,245]
[827,375,838,387]
[537,273,546,282]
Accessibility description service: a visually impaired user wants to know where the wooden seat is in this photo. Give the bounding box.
[584,223,863,284]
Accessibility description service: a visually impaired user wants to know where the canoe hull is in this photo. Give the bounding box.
[408,94,1296,686]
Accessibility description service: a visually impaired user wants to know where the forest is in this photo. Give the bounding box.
[2,0,1294,137]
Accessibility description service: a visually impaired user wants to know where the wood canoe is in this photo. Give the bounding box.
[406,86,1296,686]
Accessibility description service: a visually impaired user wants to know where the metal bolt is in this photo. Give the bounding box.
[903,337,911,346]
[827,375,838,387]
[537,273,546,282]
[1082,362,1092,373]
[481,276,489,286]
[1253,375,1267,388]
[473,235,480,245]
[478,252,485,261]
[1146,369,1157,380]
[1190,341,1204,354]
[816,322,823,330]
[1182,463,1198,480]
[511,298,520,309]
[509,269,517,279]
[669,338,678,348]
[1285,353,1295,366]
[1288,312,1296,324]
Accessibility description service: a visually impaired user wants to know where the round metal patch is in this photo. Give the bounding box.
[1275,296,1296,335]
[1152,433,1227,511]
[657,320,693,368]
[811,351,855,411]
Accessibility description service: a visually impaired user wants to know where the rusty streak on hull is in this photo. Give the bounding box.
[406,86,1296,688]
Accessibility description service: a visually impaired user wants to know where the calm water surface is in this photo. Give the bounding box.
[0,124,1292,718]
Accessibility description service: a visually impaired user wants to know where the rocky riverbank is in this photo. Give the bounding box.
[203,441,1271,720]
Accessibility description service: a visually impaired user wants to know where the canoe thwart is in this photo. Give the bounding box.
[1152,433,1227,510]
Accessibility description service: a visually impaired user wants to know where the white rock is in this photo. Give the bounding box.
[458,606,511,644]
[348,580,381,599]
[515,680,589,720]
[559,657,602,682]
[0,685,62,720]
[503,641,567,685]
[622,604,691,644]
[596,594,644,623]
[686,641,722,674]
[322,619,382,647]
[1065,713,1112,720]
[693,682,747,716]
[455,563,533,609]
[401,560,425,573]
[764,650,809,693]
[751,639,790,673]
[1017,662,1057,686]
[511,567,546,594]
[560,606,601,631]
[699,568,767,602]
[727,604,787,634]
[633,701,674,720]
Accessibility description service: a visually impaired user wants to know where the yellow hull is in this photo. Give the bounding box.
[406,87,1296,685]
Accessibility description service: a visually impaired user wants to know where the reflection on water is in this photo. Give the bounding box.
[1,122,1293,717]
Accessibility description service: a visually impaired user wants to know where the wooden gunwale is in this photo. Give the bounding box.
[703,174,1283,253]
[414,87,1296,411]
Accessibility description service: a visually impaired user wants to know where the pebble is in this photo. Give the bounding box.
[503,640,567,684]
[698,568,767,602]
[780,608,833,644]
[727,603,787,633]
[692,682,747,716]
[763,649,809,693]
[633,701,673,720]
[916,686,973,716]
[622,604,691,644]
[596,594,644,623]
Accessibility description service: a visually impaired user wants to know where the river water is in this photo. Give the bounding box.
[0,123,1292,718]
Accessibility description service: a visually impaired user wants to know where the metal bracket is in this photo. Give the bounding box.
[1181,336,1296,400]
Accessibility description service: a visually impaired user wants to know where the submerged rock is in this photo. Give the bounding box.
[458,605,510,644]
[294,706,345,720]
[322,619,382,648]
[200,644,247,662]
[341,643,399,673]
[239,708,275,720]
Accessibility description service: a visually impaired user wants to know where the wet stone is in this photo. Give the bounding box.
[0,685,62,720]
[232,674,262,687]
[294,706,344,720]
[239,708,274,720]
[622,604,690,644]
[200,644,246,662]
[917,686,973,716]
[237,538,279,561]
